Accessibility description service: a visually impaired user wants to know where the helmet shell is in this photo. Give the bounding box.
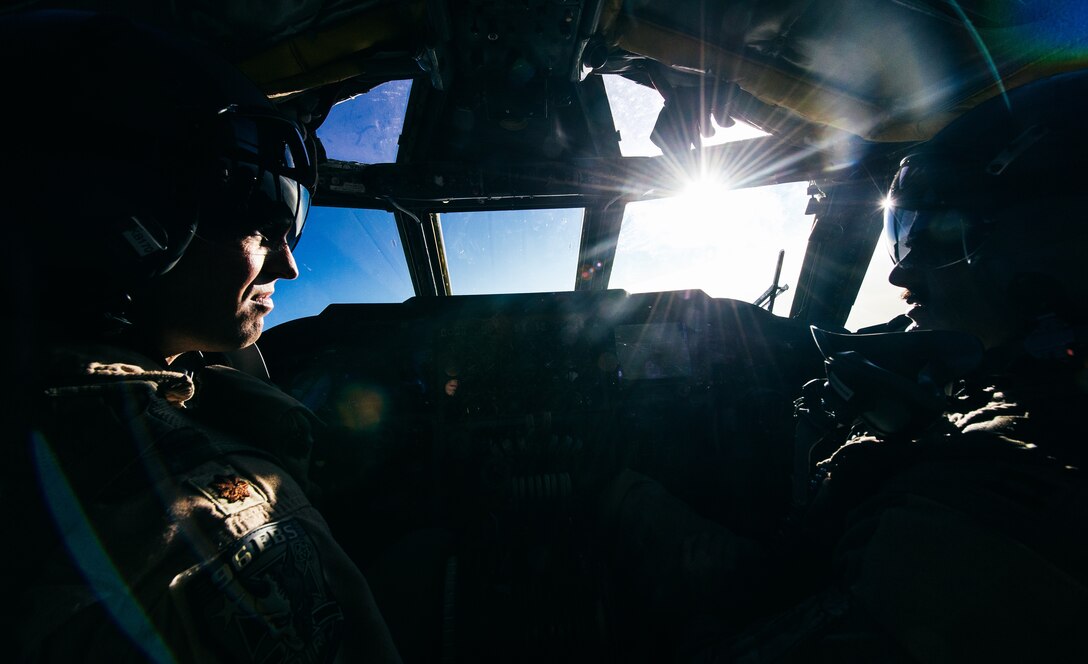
[884,69,1088,268]
[4,10,306,323]
[890,69,1088,212]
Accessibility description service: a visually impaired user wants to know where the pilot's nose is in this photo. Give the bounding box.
[268,243,300,281]
[887,260,915,289]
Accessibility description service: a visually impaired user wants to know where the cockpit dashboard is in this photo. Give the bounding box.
[259,290,821,661]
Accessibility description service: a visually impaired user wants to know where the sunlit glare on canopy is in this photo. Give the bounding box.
[602,75,768,158]
[845,241,908,331]
[678,177,735,215]
[609,181,812,314]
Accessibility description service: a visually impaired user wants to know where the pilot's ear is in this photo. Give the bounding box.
[106,212,197,283]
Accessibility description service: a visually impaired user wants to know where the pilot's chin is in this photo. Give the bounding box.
[904,305,937,331]
[237,320,264,348]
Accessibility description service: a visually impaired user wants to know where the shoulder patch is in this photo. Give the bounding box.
[170,519,344,662]
[188,466,269,516]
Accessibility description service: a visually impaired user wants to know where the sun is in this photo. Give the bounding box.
[677,176,735,223]
[673,176,773,246]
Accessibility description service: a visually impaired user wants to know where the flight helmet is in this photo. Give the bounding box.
[883,69,1088,269]
[4,10,315,323]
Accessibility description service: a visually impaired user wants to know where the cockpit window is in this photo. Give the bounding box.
[845,242,907,331]
[440,208,585,295]
[609,181,811,314]
[265,206,414,327]
[602,74,768,158]
[316,79,413,164]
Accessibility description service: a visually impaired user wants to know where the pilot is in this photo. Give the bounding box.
[6,11,400,663]
[602,69,1088,662]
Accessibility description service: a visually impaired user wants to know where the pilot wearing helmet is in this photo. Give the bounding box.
[4,11,400,663]
[602,70,1088,662]
[884,82,1088,352]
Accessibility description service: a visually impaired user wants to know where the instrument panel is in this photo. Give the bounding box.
[259,289,823,662]
[261,289,821,522]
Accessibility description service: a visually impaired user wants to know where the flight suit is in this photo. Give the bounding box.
[603,364,1088,662]
[708,376,1088,662]
[20,344,400,663]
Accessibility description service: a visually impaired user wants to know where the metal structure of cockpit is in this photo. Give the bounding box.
[12,1,1088,662]
[21,0,1084,328]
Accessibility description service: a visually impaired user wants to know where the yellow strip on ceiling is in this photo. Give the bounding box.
[611,15,956,142]
[241,1,425,97]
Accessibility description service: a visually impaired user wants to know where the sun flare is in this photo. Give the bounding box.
[677,177,735,223]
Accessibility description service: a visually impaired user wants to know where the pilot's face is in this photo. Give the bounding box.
[888,258,1011,347]
[887,207,1078,349]
[140,229,299,361]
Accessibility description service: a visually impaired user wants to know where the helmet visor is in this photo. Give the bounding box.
[200,106,315,249]
[200,158,311,251]
[214,105,316,191]
[883,157,991,268]
[883,205,983,268]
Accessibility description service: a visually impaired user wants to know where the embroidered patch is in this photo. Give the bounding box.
[211,475,251,503]
[170,519,343,662]
[188,466,268,516]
